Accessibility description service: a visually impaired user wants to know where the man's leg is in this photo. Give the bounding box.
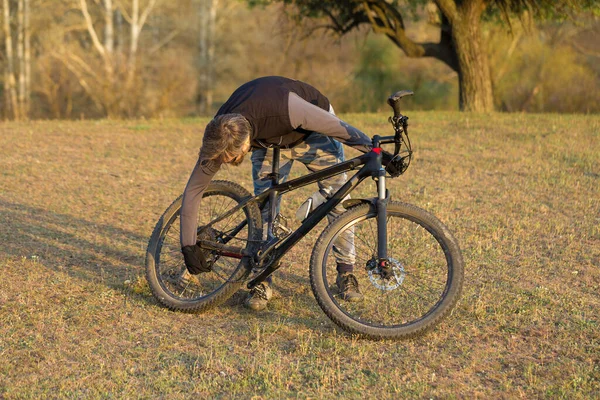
[251,147,294,239]
[292,133,362,302]
[245,147,294,310]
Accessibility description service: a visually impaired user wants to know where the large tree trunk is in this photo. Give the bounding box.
[450,1,494,112]
[360,0,494,112]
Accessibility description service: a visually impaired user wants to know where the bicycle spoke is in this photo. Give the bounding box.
[319,206,454,329]
[150,187,258,303]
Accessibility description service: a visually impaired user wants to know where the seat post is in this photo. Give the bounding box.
[267,145,281,239]
[270,145,281,186]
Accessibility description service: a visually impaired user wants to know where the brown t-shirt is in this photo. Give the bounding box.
[217,76,330,149]
[180,77,371,247]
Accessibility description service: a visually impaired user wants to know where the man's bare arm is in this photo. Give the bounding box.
[180,159,221,247]
[288,92,372,153]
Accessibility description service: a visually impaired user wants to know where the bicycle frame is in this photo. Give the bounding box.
[199,135,393,289]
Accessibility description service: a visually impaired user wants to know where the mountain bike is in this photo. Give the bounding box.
[145,91,464,339]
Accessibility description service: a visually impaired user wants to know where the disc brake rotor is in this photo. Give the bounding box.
[367,257,406,291]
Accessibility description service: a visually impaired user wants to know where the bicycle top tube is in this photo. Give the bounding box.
[200,134,391,235]
[258,135,392,198]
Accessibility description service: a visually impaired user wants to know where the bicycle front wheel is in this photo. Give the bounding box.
[310,201,463,339]
[145,180,262,313]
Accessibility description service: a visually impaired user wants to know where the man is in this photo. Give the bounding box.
[180,76,373,311]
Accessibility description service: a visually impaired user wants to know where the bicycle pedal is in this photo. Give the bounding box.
[273,214,292,238]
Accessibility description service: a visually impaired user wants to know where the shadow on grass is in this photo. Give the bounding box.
[0,198,329,330]
[0,198,146,286]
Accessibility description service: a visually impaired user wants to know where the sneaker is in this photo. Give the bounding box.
[336,273,364,302]
[244,282,273,311]
[172,268,198,291]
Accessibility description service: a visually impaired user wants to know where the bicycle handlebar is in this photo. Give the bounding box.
[375,90,414,176]
[387,90,413,117]
[378,135,397,145]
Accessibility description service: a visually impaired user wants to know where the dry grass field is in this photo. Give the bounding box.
[0,112,598,398]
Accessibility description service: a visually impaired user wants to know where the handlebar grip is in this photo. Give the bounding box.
[387,90,414,117]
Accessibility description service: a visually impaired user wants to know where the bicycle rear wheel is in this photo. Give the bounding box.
[310,201,463,339]
[145,180,262,312]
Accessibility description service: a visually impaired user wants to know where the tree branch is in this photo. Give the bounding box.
[321,6,368,35]
[114,0,132,24]
[433,0,458,22]
[301,0,458,69]
[66,52,101,80]
[375,0,405,31]
[52,52,104,112]
[363,1,427,59]
[79,0,106,57]
[148,29,179,54]
[138,0,158,30]
[362,2,398,37]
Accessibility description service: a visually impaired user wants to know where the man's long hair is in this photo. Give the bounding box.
[199,113,251,164]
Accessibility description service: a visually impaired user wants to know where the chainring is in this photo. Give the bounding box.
[197,226,217,266]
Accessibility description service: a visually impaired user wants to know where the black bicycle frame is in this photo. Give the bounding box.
[245,136,390,288]
[197,136,392,289]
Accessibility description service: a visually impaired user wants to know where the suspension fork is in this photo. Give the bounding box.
[375,167,389,264]
[370,136,389,267]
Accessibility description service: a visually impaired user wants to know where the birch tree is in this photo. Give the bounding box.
[196,0,219,114]
[3,0,19,119]
[23,0,30,115]
[57,0,158,117]
[123,0,158,92]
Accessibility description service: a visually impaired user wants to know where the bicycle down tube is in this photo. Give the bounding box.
[247,140,388,288]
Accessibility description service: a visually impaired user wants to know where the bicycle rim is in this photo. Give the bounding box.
[311,202,462,337]
[149,183,260,309]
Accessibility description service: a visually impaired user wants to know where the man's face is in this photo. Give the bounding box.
[225,136,251,166]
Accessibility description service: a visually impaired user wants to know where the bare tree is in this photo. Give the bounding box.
[15,0,30,118]
[3,0,19,119]
[58,0,159,117]
[196,0,219,115]
[23,0,30,116]
[17,0,24,116]
[122,0,158,91]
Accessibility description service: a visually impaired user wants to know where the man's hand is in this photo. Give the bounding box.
[181,244,211,274]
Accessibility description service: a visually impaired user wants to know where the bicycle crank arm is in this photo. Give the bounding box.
[197,240,248,259]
